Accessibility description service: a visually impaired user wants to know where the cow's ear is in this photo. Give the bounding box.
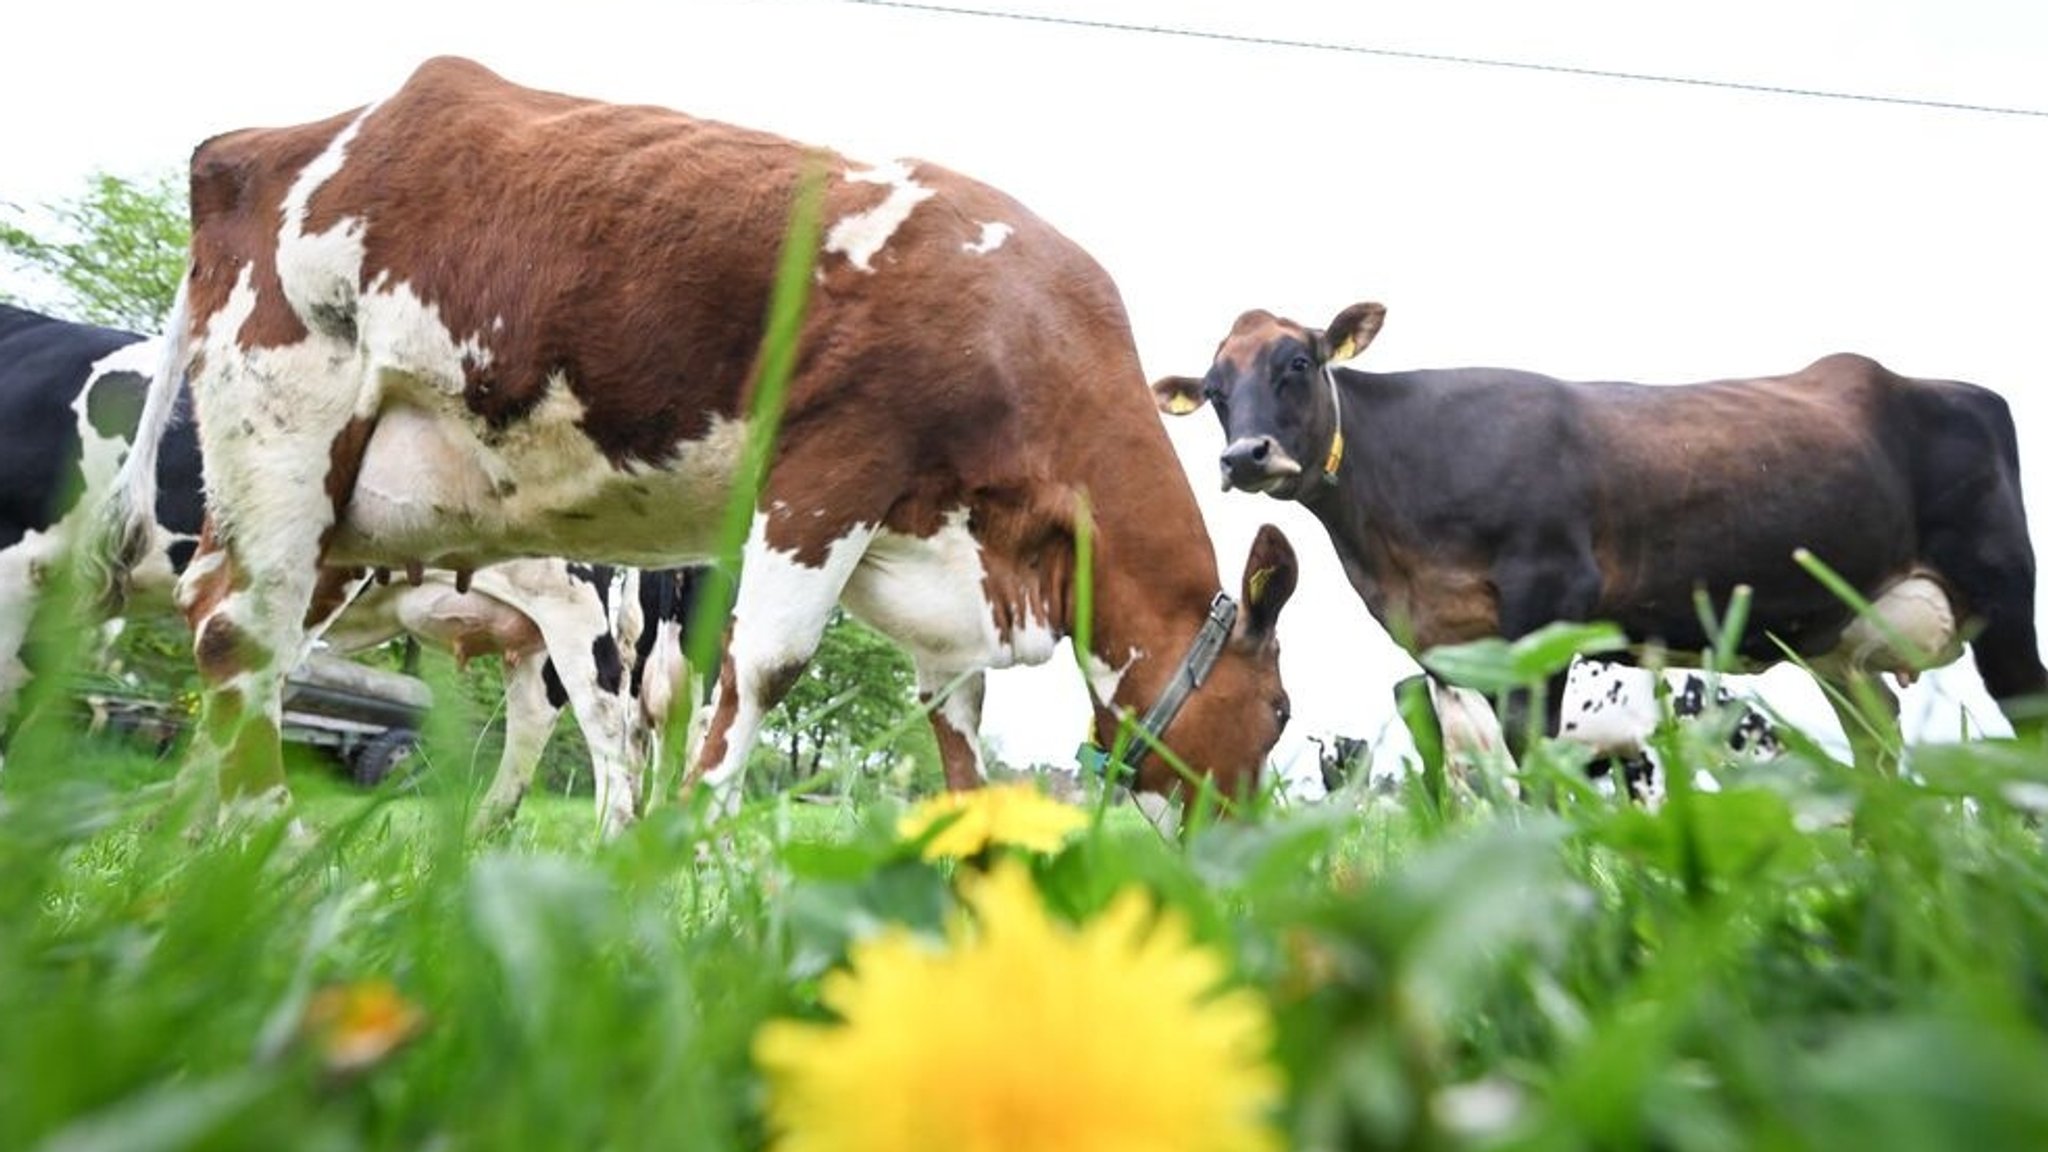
[1239,524,1299,642]
[1151,375,1208,416]
[1324,302,1387,363]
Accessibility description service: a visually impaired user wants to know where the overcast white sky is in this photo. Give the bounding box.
[4,0,2043,782]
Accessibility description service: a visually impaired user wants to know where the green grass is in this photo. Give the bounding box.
[5,695,2048,1152]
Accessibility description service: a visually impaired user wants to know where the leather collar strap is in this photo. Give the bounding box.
[1083,591,1239,780]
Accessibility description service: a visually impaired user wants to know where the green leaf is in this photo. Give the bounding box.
[1421,621,1627,694]
[1594,786,1810,885]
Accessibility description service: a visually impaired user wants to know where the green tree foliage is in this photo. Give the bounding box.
[752,610,936,794]
[0,169,186,330]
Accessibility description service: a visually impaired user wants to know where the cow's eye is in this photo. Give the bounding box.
[1274,694,1292,729]
[1288,354,1313,375]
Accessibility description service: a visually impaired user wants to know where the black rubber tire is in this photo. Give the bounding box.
[351,726,418,787]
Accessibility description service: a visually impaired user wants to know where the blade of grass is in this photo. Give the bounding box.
[667,163,827,809]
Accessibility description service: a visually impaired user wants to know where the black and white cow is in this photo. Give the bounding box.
[0,302,687,833]
[1157,304,2044,767]
[1382,662,1780,805]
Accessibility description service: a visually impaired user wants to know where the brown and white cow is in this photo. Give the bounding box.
[93,56,1298,821]
[4,304,676,833]
[1155,304,2045,763]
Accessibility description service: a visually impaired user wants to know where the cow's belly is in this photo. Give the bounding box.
[839,510,1058,675]
[1346,551,1499,653]
[327,401,745,570]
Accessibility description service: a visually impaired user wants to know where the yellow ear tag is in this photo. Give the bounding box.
[1164,391,1203,416]
[1329,337,1359,363]
[1323,429,1345,476]
[1248,565,1274,605]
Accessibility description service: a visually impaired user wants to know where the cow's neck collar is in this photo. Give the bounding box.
[1317,363,1346,487]
[1079,591,1240,781]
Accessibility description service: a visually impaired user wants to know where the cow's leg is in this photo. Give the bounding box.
[0,546,38,730]
[1393,674,1449,804]
[637,611,697,799]
[177,323,372,819]
[526,612,640,836]
[918,666,988,791]
[1494,547,1604,777]
[456,564,644,836]
[1913,410,2048,739]
[175,524,326,815]
[473,654,561,833]
[1924,529,2048,742]
[1814,663,1902,775]
[688,517,876,817]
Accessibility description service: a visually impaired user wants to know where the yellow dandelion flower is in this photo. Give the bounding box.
[755,859,1283,1152]
[301,979,425,1074]
[896,781,1088,860]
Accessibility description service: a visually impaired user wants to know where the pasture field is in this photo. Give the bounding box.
[5,649,2048,1152]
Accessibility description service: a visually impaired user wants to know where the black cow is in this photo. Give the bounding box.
[1,303,200,708]
[1155,303,2045,762]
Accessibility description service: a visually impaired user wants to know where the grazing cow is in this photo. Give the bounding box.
[91,56,1298,821]
[1,302,674,833]
[1155,303,2044,762]
[1389,664,1778,807]
[1548,662,1778,798]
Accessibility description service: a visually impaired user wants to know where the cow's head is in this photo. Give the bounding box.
[1153,303,1386,499]
[1121,524,1300,801]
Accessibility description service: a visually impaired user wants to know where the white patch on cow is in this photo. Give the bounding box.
[639,617,690,753]
[190,271,360,652]
[73,340,159,485]
[700,517,878,811]
[0,525,60,710]
[1080,648,1140,707]
[173,548,227,614]
[1558,662,1661,757]
[1431,681,1512,765]
[1008,614,1059,667]
[274,102,379,329]
[962,221,1013,255]
[839,508,1054,675]
[823,160,935,273]
[337,381,748,568]
[1423,681,1521,801]
[841,511,999,668]
[1132,790,1180,836]
[1825,574,1961,685]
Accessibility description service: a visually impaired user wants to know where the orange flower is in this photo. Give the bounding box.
[302,979,425,1074]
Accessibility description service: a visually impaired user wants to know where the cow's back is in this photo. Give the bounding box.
[187,55,1164,572]
[1568,355,1924,653]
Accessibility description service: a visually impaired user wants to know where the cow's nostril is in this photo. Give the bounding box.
[1249,439,1269,462]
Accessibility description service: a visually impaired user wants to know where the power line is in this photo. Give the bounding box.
[845,0,2048,120]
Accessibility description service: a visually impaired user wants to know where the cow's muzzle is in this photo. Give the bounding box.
[1219,436,1303,494]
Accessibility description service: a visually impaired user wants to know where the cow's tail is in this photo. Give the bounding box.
[83,274,191,614]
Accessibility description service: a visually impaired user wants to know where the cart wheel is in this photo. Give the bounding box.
[352,726,419,787]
